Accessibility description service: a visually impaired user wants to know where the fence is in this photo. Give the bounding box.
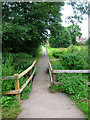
[48,59,90,85]
[2,60,36,100]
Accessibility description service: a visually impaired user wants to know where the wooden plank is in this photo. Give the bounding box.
[19,60,36,78]
[2,76,16,80]
[30,69,33,84]
[19,67,36,93]
[54,82,64,85]
[53,70,90,73]
[48,59,54,84]
[48,59,53,71]
[50,59,60,61]
[49,68,54,84]
[15,60,33,62]
[14,74,20,100]
[3,90,19,95]
[87,82,90,85]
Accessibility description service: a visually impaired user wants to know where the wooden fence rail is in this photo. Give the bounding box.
[48,59,90,85]
[2,60,36,100]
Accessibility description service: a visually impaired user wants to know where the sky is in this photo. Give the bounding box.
[61,4,88,38]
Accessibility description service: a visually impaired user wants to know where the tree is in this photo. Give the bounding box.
[66,1,88,24]
[67,24,82,45]
[49,23,71,48]
[2,2,64,54]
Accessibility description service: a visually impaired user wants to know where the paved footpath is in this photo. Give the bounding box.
[18,47,85,118]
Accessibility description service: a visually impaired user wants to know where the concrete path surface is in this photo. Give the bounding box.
[18,47,85,118]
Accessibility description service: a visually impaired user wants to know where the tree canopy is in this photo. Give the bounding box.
[49,23,71,48]
[67,24,82,45]
[2,2,64,54]
[66,1,88,24]
[2,2,88,52]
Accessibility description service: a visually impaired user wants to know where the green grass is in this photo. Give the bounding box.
[2,96,22,118]
[46,44,89,118]
[45,45,67,59]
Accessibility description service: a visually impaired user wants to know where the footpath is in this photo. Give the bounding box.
[18,47,85,118]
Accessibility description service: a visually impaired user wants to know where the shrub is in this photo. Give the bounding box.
[52,46,88,70]
[2,52,33,99]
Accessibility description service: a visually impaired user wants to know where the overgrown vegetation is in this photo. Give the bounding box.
[2,2,64,54]
[2,1,88,118]
[2,47,43,118]
[46,45,89,118]
[1,96,21,118]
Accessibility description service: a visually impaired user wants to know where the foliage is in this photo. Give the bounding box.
[52,46,88,70]
[67,24,82,45]
[1,96,21,118]
[49,24,71,48]
[66,1,88,24]
[85,40,89,45]
[2,52,33,96]
[2,2,64,54]
[46,45,89,117]
[2,46,42,93]
[2,47,42,118]
[2,2,88,53]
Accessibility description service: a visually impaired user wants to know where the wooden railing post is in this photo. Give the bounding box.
[48,59,54,85]
[51,69,54,85]
[30,69,33,84]
[14,74,20,100]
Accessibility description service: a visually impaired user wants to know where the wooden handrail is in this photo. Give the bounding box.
[19,60,36,78]
[48,59,90,86]
[2,76,17,80]
[48,59,53,71]
[14,60,34,62]
[3,90,19,95]
[2,60,36,100]
[19,67,36,93]
[53,70,90,73]
[48,59,54,84]
[50,59,61,61]
[49,68,53,83]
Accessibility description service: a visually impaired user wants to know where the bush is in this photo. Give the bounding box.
[2,52,33,99]
[52,51,63,58]
[60,53,88,70]
[52,46,88,70]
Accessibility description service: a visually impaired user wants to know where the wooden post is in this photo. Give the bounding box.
[51,72,54,85]
[14,74,20,100]
[48,59,54,85]
[30,70,33,84]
